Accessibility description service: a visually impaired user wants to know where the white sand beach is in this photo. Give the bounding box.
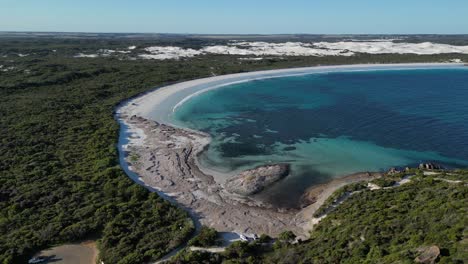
[118,63,463,123]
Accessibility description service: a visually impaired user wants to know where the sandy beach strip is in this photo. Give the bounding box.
[118,63,464,124]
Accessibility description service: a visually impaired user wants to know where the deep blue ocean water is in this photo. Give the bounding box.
[172,68,468,207]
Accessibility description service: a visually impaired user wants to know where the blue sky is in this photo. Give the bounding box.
[1,0,467,34]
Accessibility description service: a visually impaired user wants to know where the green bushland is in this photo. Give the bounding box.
[1,37,468,263]
[188,226,219,247]
[370,177,396,188]
[271,174,467,264]
[171,173,467,263]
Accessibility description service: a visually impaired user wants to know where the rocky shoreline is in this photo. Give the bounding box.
[119,114,385,238]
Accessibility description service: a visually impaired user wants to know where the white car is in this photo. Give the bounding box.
[28,257,46,264]
[240,234,248,241]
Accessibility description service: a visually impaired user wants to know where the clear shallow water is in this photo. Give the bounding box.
[171,68,468,207]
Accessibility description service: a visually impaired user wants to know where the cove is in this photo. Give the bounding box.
[149,65,468,207]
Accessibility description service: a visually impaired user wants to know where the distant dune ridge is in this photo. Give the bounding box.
[139,41,468,59]
[74,40,468,60]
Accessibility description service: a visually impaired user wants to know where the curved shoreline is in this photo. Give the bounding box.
[122,63,464,124]
[119,62,465,182]
[116,63,464,239]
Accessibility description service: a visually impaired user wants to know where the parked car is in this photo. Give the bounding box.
[240,234,249,241]
[28,256,47,264]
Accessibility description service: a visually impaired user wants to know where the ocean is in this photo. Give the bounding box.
[169,67,468,207]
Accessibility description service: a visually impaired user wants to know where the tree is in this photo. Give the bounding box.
[278,231,296,243]
[188,226,218,247]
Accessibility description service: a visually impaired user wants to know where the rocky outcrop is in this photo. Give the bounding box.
[224,164,290,196]
[122,115,307,237]
[419,163,443,170]
[414,245,440,264]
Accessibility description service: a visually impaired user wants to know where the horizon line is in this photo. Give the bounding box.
[1,31,468,36]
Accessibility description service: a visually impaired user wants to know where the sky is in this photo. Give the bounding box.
[1,0,467,34]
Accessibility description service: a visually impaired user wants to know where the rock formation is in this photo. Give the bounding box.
[414,245,440,264]
[224,164,290,195]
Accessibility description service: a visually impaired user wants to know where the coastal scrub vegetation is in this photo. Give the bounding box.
[1,36,468,263]
[0,41,205,263]
[170,172,467,263]
[188,226,219,247]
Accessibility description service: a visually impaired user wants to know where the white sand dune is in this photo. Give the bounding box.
[314,41,468,55]
[135,41,468,60]
[74,53,99,58]
[140,46,202,60]
[202,42,354,56]
[74,41,468,60]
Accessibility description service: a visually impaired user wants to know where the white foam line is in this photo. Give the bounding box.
[171,64,467,114]
[172,73,315,113]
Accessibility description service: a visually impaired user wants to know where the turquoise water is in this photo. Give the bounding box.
[171,68,468,207]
